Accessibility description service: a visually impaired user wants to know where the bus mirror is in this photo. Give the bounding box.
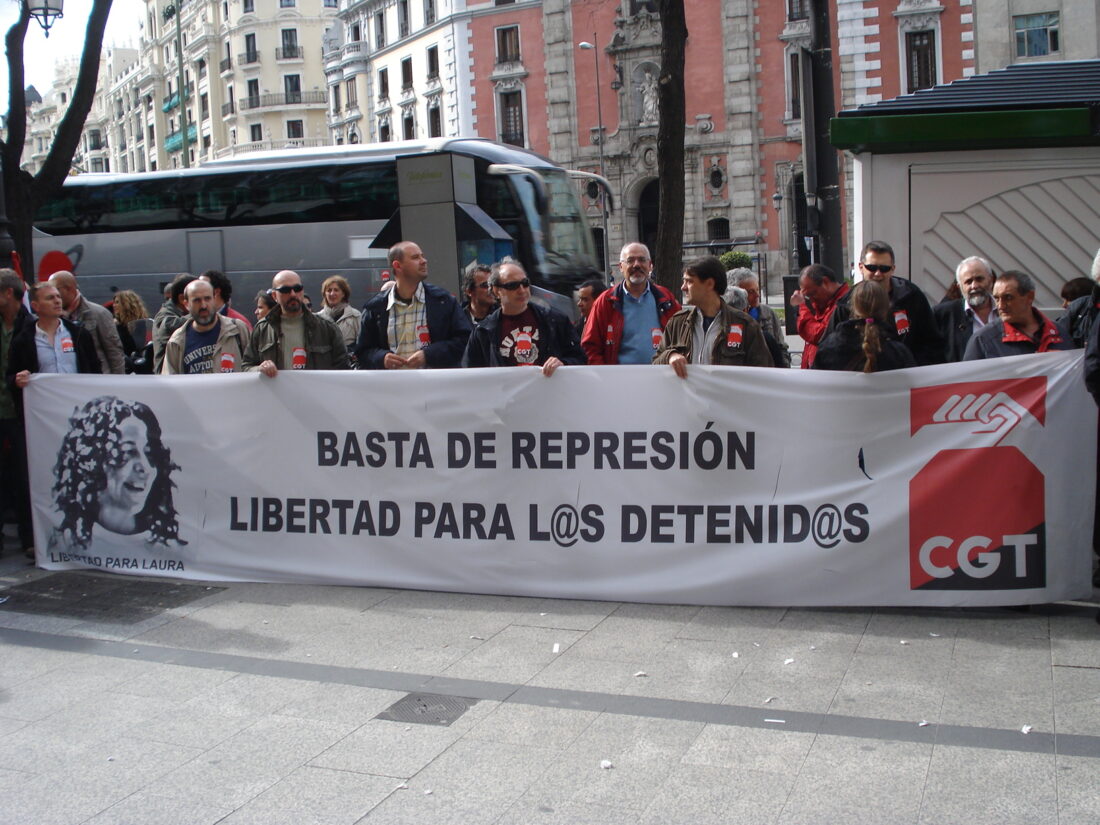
[566,169,615,214]
[488,163,548,215]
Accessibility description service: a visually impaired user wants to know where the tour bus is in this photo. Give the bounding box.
[31,138,602,316]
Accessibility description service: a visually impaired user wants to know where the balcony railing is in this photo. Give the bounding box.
[213,137,328,159]
[222,101,236,116]
[219,57,232,73]
[164,124,198,153]
[240,91,326,110]
[276,45,303,59]
[238,51,261,66]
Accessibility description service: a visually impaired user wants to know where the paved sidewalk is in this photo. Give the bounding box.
[0,554,1097,824]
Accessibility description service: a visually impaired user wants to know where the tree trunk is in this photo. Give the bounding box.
[652,0,687,291]
[1,0,113,275]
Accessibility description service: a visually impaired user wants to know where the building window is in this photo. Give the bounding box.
[788,51,801,119]
[148,124,155,145]
[323,0,336,7]
[287,120,304,139]
[243,0,253,12]
[244,33,258,64]
[331,84,341,113]
[351,23,361,42]
[246,78,260,108]
[496,25,520,64]
[200,92,209,120]
[346,78,358,105]
[378,68,389,99]
[787,0,808,21]
[1014,13,1059,58]
[250,123,263,142]
[629,0,656,13]
[427,45,439,80]
[401,56,413,90]
[424,0,435,25]
[285,74,302,104]
[279,0,295,7]
[375,12,385,49]
[379,120,391,141]
[280,29,300,59]
[707,218,730,241]
[428,104,441,137]
[403,112,415,140]
[905,30,937,92]
[398,0,409,37]
[500,90,524,146]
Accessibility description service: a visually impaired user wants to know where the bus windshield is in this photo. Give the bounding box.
[514,169,597,279]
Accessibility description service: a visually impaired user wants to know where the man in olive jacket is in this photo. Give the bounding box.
[243,270,348,375]
[654,256,773,377]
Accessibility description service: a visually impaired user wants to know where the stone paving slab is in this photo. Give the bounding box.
[0,564,1097,823]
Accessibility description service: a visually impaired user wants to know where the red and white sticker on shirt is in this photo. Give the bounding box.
[726,324,743,347]
[291,347,307,369]
[416,324,431,348]
[513,331,536,364]
[894,310,910,335]
[219,352,237,372]
[60,336,74,354]
[650,327,662,349]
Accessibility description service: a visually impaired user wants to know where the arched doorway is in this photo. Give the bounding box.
[638,179,660,256]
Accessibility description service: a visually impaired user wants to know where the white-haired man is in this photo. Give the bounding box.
[933,256,996,362]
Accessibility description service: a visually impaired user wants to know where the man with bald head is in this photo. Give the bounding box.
[162,279,251,374]
[48,270,126,374]
[243,270,348,376]
[582,241,679,364]
[356,241,471,369]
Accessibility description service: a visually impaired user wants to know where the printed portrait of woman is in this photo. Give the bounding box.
[49,396,186,551]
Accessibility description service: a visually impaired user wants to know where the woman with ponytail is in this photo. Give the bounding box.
[813,280,916,372]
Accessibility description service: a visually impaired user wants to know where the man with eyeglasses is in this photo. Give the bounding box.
[357,241,471,369]
[963,270,1069,360]
[581,242,680,364]
[828,240,945,365]
[462,258,585,375]
[461,261,496,327]
[243,270,348,375]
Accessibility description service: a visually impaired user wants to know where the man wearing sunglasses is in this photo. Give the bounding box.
[828,240,945,365]
[243,270,349,375]
[462,259,586,376]
[357,241,472,369]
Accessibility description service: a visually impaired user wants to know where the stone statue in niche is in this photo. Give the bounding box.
[639,69,658,125]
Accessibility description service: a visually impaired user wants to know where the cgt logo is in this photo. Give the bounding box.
[908,378,1047,591]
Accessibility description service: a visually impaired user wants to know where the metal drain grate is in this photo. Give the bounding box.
[375,692,478,726]
[0,571,224,624]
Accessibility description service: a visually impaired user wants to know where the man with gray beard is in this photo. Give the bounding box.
[934,256,997,362]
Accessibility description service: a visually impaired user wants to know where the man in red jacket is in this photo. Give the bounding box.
[582,242,680,364]
[791,263,848,369]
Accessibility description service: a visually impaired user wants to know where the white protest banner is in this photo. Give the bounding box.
[24,351,1096,606]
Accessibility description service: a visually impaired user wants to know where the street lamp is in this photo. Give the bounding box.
[577,38,610,276]
[26,0,64,38]
[164,2,190,168]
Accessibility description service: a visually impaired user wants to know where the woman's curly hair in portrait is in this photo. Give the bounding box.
[50,396,185,550]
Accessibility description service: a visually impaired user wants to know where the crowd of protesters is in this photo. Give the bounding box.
[1,238,1099,574]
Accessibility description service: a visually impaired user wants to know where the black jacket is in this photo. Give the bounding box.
[1057,284,1100,348]
[462,302,587,368]
[812,319,916,372]
[828,276,945,365]
[6,317,102,417]
[933,299,992,363]
[356,282,472,369]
